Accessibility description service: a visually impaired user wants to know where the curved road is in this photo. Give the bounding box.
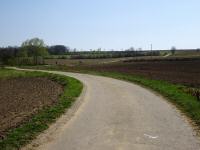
[22,70,200,150]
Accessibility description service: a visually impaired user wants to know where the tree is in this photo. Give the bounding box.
[171,46,176,55]
[48,45,69,55]
[22,38,45,47]
[21,38,48,56]
[126,47,135,51]
[20,38,49,64]
[17,48,28,57]
[0,47,19,65]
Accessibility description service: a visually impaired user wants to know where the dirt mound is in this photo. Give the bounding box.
[0,77,63,138]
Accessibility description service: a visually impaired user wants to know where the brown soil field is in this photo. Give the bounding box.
[0,77,63,138]
[84,59,200,88]
[45,57,131,66]
[27,58,200,87]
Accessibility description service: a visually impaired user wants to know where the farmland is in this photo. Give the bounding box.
[0,77,63,138]
[45,57,132,66]
[25,55,200,103]
[34,57,200,88]
[2,53,200,149]
[21,56,200,132]
[2,49,200,149]
[0,69,83,150]
[84,59,200,88]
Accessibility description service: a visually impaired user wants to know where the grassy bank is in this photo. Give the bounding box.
[0,69,83,150]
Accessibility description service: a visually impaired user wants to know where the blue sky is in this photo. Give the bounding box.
[0,0,200,50]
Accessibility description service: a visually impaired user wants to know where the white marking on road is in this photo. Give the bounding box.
[144,134,158,139]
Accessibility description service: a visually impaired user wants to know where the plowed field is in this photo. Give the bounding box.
[0,77,63,138]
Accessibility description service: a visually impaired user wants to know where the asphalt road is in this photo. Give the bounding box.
[21,70,200,150]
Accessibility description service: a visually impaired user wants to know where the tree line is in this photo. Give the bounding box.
[1,37,168,66]
[69,50,160,59]
[0,38,70,65]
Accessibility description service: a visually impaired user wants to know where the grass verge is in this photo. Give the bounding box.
[0,69,83,150]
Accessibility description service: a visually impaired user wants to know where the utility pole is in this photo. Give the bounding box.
[150,44,153,59]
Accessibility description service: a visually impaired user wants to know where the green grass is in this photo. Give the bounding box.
[0,69,83,150]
